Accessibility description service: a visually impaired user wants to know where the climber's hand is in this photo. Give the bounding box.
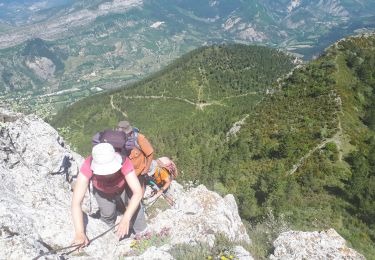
[116,215,130,239]
[71,233,89,251]
[150,189,157,197]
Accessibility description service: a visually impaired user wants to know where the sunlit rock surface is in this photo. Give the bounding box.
[270,229,365,260]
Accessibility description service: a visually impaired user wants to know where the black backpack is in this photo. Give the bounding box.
[98,129,127,151]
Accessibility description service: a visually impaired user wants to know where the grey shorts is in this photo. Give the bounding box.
[93,186,147,234]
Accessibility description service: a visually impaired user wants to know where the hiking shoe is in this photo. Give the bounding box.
[89,210,101,219]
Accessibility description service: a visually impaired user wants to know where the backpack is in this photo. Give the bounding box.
[156,157,178,180]
[98,129,127,151]
[125,127,141,151]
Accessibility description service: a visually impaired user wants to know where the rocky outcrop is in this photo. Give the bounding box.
[287,0,301,13]
[25,57,56,80]
[0,109,85,260]
[128,246,174,260]
[316,0,349,17]
[222,16,267,42]
[147,184,251,246]
[0,109,251,259]
[270,229,366,260]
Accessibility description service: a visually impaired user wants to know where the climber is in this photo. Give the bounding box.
[71,143,147,248]
[147,161,171,195]
[144,157,177,205]
[117,120,154,194]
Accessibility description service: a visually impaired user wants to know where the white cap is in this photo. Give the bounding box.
[91,143,122,175]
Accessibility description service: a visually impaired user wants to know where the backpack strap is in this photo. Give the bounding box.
[133,128,142,151]
[157,166,161,180]
[132,127,146,152]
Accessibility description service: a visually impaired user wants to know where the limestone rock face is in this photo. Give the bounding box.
[233,246,254,260]
[25,57,56,80]
[270,228,366,260]
[127,246,174,260]
[0,109,115,259]
[148,184,251,246]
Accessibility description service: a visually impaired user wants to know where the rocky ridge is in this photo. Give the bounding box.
[0,109,366,259]
[270,229,365,260]
[25,57,56,80]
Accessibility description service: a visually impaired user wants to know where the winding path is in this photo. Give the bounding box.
[225,114,250,141]
[225,96,265,142]
[221,92,258,100]
[110,91,261,135]
[110,95,128,118]
[288,119,343,175]
[123,95,223,110]
[118,93,259,110]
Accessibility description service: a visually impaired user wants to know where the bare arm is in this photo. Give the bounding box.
[116,170,143,238]
[71,174,89,247]
[156,177,172,196]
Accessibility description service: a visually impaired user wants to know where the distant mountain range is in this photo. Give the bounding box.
[0,0,374,115]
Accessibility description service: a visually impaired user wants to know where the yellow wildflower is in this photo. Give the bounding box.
[130,240,137,248]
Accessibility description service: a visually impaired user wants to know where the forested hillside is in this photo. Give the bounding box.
[218,34,375,257]
[51,44,294,156]
[51,38,375,258]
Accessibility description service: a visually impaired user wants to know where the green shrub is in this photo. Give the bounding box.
[170,234,240,260]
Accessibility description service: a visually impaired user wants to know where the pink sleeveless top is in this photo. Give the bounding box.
[80,155,134,194]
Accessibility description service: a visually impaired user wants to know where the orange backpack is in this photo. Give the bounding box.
[157,157,178,180]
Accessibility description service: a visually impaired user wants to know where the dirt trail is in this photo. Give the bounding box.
[226,114,250,141]
[225,96,265,141]
[221,92,258,100]
[120,94,227,110]
[288,119,343,175]
[110,95,128,118]
[112,92,260,135]
[121,91,259,108]
[287,50,351,175]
